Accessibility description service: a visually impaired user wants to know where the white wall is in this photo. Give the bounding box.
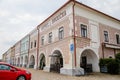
[75,4,120,30]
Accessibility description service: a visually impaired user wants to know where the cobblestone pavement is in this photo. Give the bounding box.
[24,68,120,80]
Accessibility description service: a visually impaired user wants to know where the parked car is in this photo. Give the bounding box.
[0,62,31,80]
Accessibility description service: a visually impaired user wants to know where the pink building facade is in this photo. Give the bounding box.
[28,28,38,69]
[36,1,120,75]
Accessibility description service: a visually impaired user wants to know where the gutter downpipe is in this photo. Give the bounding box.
[102,43,104,59]
[37,27,40,69]
[20,40,21,67]
[28,34,30,68]
[72,1,76,67]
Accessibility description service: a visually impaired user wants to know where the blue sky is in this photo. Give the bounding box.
[0,0,120,59]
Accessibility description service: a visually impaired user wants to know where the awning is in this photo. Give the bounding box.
[104,43,120,49]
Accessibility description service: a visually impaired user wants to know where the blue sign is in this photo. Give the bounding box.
[70,44,74,52]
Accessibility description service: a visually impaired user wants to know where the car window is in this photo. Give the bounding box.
[0,64,11,70]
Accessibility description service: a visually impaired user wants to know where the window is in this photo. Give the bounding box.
[34,40,36,47]
[31,42,33,49]
[26,41,29,49]
[104,31,109,42]
[81,24,87,37]
[41,36,44,45]
[116,34,120,44]
[59,27,64,40]
[48,32,52,43]
[0,64,11,70]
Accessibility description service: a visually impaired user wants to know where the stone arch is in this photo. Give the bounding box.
[14,58,17,66]
[24,56,28,67]
[29,55,35,68]
[39,53,46,70]
[80,49,99,73]
[50,50,63,73]
[13,58,15,65]
[20,56,23,67]
[17,57,20,67]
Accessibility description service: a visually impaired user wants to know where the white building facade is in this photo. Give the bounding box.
[20,35,29,67]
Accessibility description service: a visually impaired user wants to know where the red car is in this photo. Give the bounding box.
[0,62,31,80]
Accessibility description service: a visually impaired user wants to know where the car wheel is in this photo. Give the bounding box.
[17,76,26,80]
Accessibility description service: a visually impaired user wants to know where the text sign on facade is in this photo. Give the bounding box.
[52,10,66,24]
[40,10,66,32]
[70,44,74,52]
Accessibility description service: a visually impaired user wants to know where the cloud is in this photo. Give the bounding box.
[0,10,10,17]
[77,0,120,19]
[0,0,120,59]
[0,0,68,59]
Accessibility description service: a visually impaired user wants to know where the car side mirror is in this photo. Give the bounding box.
[10,68,16,72]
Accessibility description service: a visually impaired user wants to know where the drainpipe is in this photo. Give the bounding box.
[102,43,104,58]
[72,1,76,67]
[28,34,30,68]
[114,49,116,58]
[20,40,21,67]
[37,27,40,69]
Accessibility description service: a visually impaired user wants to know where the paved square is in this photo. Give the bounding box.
[25,68,120,80]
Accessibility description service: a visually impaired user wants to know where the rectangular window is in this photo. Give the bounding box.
[48,32,52,43]
[116,34,120,44]
[41,36,44,45]
[59,27,64,40]
[34,40,36,47]
[31,42,33,49]
[104,31,109,42]
[26,41,29,49]
[81,24,87,37]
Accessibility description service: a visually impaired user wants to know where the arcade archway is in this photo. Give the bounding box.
[20,56,23,67]
[50,50,63,73]
[29,55,35,68]
[17,57,20,67]
[24,56,28,67]
[39,54,46,70]
[80,49,99,73]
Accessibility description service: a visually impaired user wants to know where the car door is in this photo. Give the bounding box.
[0,64,17,80]
[0,65,5,79]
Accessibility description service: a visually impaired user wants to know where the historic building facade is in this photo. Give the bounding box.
[10,46,15,65]
[28,28,38,69]
[20,35,29,67]
[14,42,21,67]
[5,48,11,64]
[2,52,7,62]
[2,0,120,76]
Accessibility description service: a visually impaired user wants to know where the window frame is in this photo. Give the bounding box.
[41,36,44,45]
[48,32,52,43]
[59,27,64,40]
[34,40,37,47]
[116,34,120,44]
[31,42,33,49]
[104,31,109,42]
[81,24,87,37]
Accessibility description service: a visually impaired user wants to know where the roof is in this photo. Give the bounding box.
[37,0,120,29]
[75,0,120,22]
[37,0,73,28]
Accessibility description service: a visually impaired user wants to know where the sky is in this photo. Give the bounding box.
[0,0,120,59]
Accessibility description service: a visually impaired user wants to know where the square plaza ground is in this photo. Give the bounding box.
[24,68,120,80]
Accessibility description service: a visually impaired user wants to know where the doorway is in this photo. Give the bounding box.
[50,50,63,73]
[39,54,45,70]
[80,49,99,73]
